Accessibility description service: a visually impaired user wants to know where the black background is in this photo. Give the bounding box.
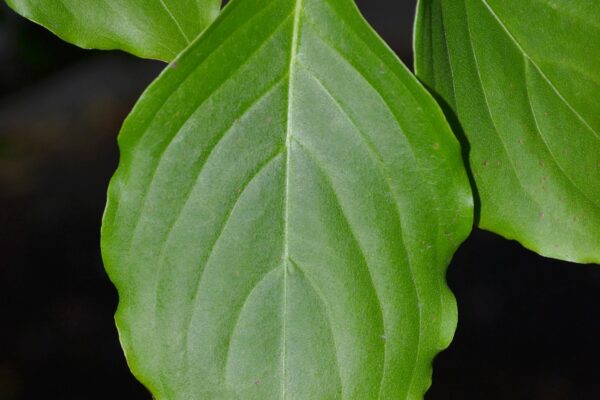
[0,1,599,399]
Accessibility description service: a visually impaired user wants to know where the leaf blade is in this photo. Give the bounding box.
[415,0,600,263]
[5,0,221,61]
[102,0,473,398]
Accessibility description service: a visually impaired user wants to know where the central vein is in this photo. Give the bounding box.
[282,0,304,398]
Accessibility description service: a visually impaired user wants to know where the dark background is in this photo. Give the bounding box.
[1,1,598,399]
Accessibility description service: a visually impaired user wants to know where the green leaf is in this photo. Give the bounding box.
[102,0,472,398]
[415,0,600,263]
[4,0,221,61]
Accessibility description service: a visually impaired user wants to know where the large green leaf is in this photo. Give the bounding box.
[4,0,221,61]
[102,0,472,398]
[415,0,600,263]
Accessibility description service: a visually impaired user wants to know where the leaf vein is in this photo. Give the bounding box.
[281,0,304,397]
[299,66,422,398]
[149,75,288,351]
[182,151,285,361]
[479,0,600,141]
[121,11,293,259]
[288,257,343,396]
[292,137,386,393]
[157,0,191,43]
[524,61,600,210]
[464,0,549,222]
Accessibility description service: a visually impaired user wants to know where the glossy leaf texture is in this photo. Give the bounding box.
[102,0,472,398]
[415,0,600,263]
[5,0,221,61]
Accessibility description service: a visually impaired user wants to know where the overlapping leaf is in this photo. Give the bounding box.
[102,0,472,398]
[5,0,221,60]
[415,0,600,263]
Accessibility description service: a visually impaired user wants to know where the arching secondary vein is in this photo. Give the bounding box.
[157,0,191,43]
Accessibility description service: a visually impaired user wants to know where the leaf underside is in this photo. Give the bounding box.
[102,0,472,398]
[5,0,221,61]
[415,0,600,263]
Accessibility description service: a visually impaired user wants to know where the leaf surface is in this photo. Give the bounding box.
[102,0,472,398]
[5,0,221,61]
[415,0,600,263]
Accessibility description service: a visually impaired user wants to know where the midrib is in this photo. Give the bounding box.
[281,0,304,398]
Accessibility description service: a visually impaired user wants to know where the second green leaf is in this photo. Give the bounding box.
[415,0,600,263]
